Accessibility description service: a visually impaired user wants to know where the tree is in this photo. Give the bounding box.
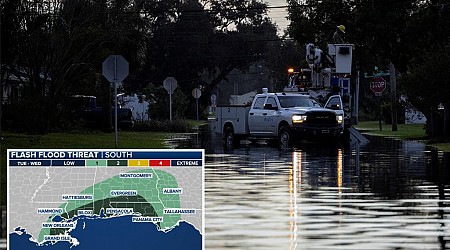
[2,0,280,128]
[1,0,148,133]
[287,0,450,138]
[132,0,278,119]
[287,0,352,48]
[143,83,188,120]
[263,39,305,90]
[398,1,450,138]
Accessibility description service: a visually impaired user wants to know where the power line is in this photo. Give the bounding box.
[158,38,294,46]
[129,5,302,15]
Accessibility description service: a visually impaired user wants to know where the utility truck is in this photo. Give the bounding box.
[286,43,356,128]
[214,88,344,147]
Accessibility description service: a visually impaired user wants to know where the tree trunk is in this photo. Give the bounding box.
[444,103,449,139]
[390,62,397,131]
[429,107,435,139]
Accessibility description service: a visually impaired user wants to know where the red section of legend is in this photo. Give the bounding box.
[149,160,171,167]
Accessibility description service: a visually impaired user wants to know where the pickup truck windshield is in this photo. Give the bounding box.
[278,96,322,108]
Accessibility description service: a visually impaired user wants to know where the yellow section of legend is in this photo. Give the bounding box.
[128,159,149,167]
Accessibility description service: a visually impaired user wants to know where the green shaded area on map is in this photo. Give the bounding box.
[49,194,159,236]
[38,168,181,242]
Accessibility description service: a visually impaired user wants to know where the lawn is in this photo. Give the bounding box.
[354,121,450,152]
[1,131,170,149]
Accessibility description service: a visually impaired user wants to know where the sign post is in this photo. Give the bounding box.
[163,77,178,122]
[102,55,129,148]
[369,77,387,131]
[192,88,202,121]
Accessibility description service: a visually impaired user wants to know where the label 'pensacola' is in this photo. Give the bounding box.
[105,208,134,215]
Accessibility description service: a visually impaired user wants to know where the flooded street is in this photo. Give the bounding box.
[177,125,450,249]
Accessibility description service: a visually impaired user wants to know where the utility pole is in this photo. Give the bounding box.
[0,4,3,239]
[390,62,398,131]
[355,70,360,125]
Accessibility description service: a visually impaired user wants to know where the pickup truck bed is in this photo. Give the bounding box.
[214,105,250,135]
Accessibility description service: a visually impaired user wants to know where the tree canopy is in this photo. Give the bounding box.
[287,0,450,138]
[1,0,280,133]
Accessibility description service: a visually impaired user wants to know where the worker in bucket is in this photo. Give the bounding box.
[333,25,345,44]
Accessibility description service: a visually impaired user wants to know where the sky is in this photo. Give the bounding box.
[266,0,290,35]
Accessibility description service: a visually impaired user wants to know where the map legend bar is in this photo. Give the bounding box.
[108,160,128,167]
[86,160,107,167]
[149,160,171,167]
[8,150,203,168]
[128,160,149,167]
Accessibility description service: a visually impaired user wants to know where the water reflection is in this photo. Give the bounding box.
[175,126,449,249]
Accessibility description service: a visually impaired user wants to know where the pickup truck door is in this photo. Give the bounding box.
[248,96,267,135]
[261,97,280,134]
[325,95,345,118]
[249,96,279,136]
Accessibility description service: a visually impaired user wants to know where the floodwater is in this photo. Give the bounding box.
[174,124,450,250]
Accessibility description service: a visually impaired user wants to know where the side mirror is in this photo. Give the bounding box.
[328,104,340,110]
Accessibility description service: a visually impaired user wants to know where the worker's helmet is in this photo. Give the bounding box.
[337,25,345,33]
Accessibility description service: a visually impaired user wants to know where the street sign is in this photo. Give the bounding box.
[210,94,217,107]
[192,88,202,121]
[102,55,129,148]
[163,77,178,94]
[192,88,202,99]
[163,77,177,122]
[102,55,129,83]
[369,77,386,95]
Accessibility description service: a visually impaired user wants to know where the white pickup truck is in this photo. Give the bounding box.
[214,88,344,147]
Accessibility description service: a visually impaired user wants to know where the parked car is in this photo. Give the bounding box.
[70,95,134,129]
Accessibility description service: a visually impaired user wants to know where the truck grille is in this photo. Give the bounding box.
[306,112,336,126]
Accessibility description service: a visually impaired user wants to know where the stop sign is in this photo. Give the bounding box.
[369,77,386,95]
[102,55,129,83]
[192,88,201,99]
[163,77,178,94]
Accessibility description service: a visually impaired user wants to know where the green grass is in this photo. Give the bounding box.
[354,121,450,152]
[185,119,209,128]
[0,130,173,206]
[430,142,450,152]
[1,131,170,149]
[354,121,427,140]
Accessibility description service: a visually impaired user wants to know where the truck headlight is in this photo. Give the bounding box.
[292,115,307,124]
[336,115,343,124]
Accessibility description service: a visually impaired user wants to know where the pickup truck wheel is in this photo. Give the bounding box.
[278,126,292,148]
[224,127,239,147]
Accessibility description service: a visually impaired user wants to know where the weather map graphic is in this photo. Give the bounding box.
[7,149,204,250]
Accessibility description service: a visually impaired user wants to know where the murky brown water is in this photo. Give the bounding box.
[179,125,450,249]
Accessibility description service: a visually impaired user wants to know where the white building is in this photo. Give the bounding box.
[122,94,149,121]
[401,95,426,124]
[229,91,257,106]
